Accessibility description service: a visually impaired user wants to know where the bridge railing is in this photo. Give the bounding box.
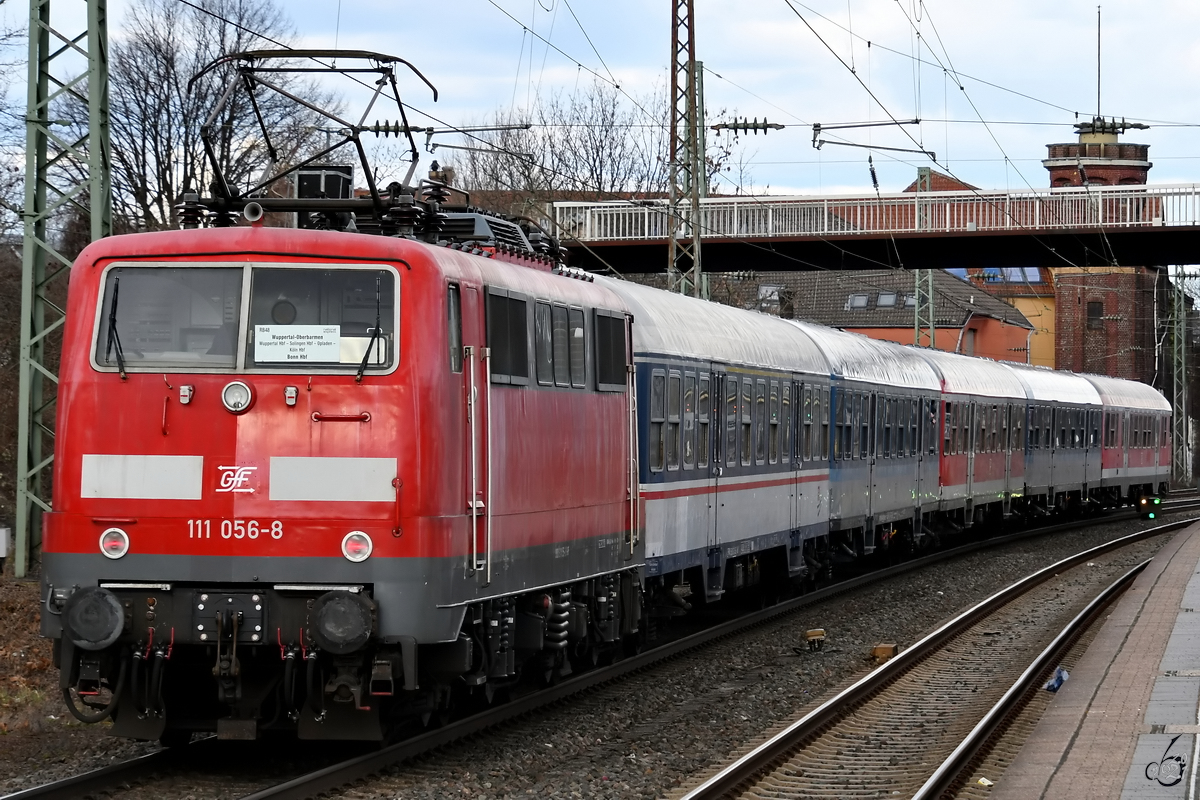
[551,183,1200,242]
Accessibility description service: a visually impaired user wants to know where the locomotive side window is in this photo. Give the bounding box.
[594,310,626,391]
[649,371,665,472]
[534,302,553,385]
[248,268,396,371]
[569,308,586,388]
[698,375,710,468]
[683,374,696,469]
[448,285,463,373]
[485,288,528,384]
[95,266,243,369]
[552,305,570,387]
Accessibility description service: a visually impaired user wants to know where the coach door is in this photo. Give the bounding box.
[460,284,491,585]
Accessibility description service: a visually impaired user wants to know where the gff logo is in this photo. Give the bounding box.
[216,465,257,493]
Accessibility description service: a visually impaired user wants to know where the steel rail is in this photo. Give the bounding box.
[7,506,1194,800]
[676,516,1197,800]
[911,558,1151,800]
[243,510,1200,800]
[0,740,212,800]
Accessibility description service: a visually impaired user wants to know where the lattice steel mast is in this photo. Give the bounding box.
[912,169,935,348]
[16,0,111,576]
[667,0,703,297]
[1173,265,1190,487]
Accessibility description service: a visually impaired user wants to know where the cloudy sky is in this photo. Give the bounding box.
[13,0,1200,195]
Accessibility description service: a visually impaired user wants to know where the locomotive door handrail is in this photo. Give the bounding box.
[464,343,493,585]
[625,313,638,558]
[465,345,480,573]
[483,346,494,585]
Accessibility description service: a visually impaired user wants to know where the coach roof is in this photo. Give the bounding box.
[785,321,940,391]
[1003,362,1102,406]
[596,277,830,375]
[1081,374,1170,412]
[912,348,1027,399]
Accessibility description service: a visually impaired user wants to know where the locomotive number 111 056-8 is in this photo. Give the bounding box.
[186,519,285,540]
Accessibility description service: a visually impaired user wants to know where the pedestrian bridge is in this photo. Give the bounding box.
[550,183,1200,272]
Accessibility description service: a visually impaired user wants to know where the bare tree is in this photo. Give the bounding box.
[452,78,756,220]
[455,80,668,200]
[108,0,338,230]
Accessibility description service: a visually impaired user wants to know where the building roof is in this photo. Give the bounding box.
[901,169,979,193]
[774,270,1033,330]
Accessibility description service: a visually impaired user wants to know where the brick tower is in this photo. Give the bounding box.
[1043,117,1152,187]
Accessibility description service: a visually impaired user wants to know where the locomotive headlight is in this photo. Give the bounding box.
[221,380,254,413]
[341,531,373,562]
[99,527,129,559]
[63,586,124,651]
[310,590,375,655]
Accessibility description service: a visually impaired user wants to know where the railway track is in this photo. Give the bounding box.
[6,503,1197,800]
[674,519,1188,800]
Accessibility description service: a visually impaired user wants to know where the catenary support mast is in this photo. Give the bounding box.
[16,0,111,576]
[668,0,703,297]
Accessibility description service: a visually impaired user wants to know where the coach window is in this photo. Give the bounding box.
[741,380,753,466]
[806,386,816,460]
[944,402,953,455]
[928,400,938,455]
[448,285,463,373]
[782,383,792,465]
[848,392,858,459]
[698,375,710,468]
[1044,407,1053,449]
[649,371,666,472]
[821,388,831,460]
[726,377,739,468]
[882,399,893,458]
[683,374,696,469]
[485,288,529,384]
[833,391,845,460]
[910,400,920,457]
[861,394,872,459]
[666,372,682,470]
[755,380,768,464]
[534,302,553,385]
[768,381,780,464]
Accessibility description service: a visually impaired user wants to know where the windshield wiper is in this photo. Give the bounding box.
[105,277,127,380]
[356,273,382,383]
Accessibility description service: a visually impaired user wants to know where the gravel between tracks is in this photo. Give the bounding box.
[0,515,1184,799]
[342,517,1179,800]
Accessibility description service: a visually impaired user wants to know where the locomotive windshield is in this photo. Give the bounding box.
[94,264,397,373]
[94,267,244,368]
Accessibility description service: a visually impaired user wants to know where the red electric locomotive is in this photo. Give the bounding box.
[42,51,645,741]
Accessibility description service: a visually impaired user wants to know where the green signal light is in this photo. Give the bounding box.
[1149,512,1156,519]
